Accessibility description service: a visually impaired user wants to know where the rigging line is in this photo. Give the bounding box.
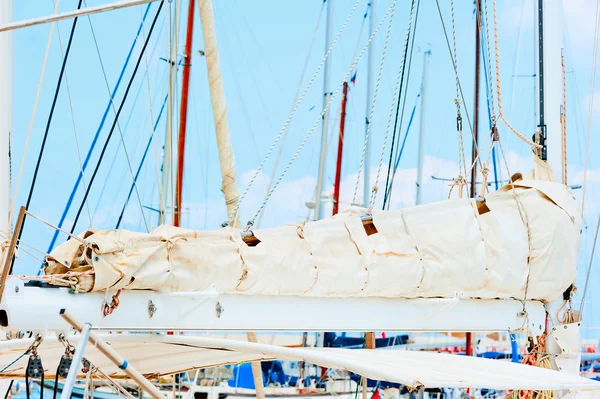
[68,1,165,237]
[381,0,418,209]
[480,22,500,190]
[25,0,82,210]
[92,71,167,222]
[246,1,397,228]
[21,0,83,265]
[384,0,420,209]
[383,89,421,202]
[91,27,167,221]
[10,0,60,230]
[46,2,154,254]
[489,0,541,150]
[139,4,164,198]
[581,212,600,317]
[255,1,326,228]
[229,0,364,223]
[352,0,399,209]
[582,0,600,217]
[434,0,483,168]
[366,0,402,211]
[54,18,93,228]
[116,94,169,229]
[84,0,149,232]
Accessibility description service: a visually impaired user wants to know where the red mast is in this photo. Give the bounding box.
[174,0,196,227]
[332,82,349,216]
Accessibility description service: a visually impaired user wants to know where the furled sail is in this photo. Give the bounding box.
[44,160,581,302]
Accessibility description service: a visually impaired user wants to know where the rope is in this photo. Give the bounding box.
[116,94,169,229]
[255,1,326,228]
[353,0,399,209]
[25,0,82,212]
[450,0,468,183]
[381,0,419,210]
[245,2,397,229]
[490,0,541,149]
[46,2,155,255]
[68,2,164,236]
[582,0,600,216]
[102,289,123,317]
[54,21,93,229]
[370,1,419,210]
[84,0,149,233]
[383,89,422,203]
[26,211,86,244]
[9,0,60,230]
[0,351,28,373]
[228,0,364,224]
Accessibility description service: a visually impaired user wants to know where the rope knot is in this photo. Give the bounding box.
[296,220,306,239]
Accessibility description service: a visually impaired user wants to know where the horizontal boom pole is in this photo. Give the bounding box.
[0,0,161,33]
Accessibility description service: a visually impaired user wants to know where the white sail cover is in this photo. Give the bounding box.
[44,161,581,302]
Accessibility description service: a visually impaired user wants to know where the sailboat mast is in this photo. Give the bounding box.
[332,82,349,216]
[0,1,11,238]
[363,0,375,207]
[415,50,429,206]
[160,0,180,225]
[466,0,482,357]
[536,0,547,161]
[174,0,195,227]
[314,0,333,221]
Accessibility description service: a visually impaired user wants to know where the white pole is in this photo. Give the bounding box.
[0,0,159,33]
[542,0,562,179]
[314,0,333,220]
[60,322,92,399]
[363,0,375,207]
[0,1,12,241]
[197,0,240,227]
[540,0,580,376]
[160,0,179,225]
[416,50,430,205]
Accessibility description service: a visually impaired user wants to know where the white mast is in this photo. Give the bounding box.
[363,0,375,207]
[538,0,579,376]
[540,0,562,179]
[314,0,333,220]
[159,0,180,225]
[416,50,429,206]
[0,1,12,240]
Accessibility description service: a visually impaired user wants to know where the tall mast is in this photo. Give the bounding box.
[363,0,375,206]
[174,0,195,227]
[0,1,11,239]
[332,82,349,216]
[314,0,333,220]
[415,50,430,206]
[466,0,482,358]
[160,0,180,225]
[538,0,562,177]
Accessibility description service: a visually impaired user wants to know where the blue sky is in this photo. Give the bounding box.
[7,0,600,336]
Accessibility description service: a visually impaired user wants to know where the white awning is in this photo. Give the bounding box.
[0,334,598,391]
